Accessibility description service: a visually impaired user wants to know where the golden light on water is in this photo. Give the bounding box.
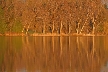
[0,36,108,72]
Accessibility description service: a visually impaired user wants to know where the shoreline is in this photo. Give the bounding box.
[0,33,105,36]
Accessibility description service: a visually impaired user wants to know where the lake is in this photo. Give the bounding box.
[0,36,108,72]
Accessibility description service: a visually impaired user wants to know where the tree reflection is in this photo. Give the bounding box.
[0,36,108,72]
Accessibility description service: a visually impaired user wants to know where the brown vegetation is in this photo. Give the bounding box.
[0,0,108,36]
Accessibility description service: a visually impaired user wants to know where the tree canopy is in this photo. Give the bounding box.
[0,0,108,35]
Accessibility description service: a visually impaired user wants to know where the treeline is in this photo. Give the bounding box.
[0,0,108,35]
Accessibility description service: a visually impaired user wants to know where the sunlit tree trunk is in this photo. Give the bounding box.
[25,24,30,35]
[92,17,95,34]
[43,22,45,34]
[22,26,25,33]
[52,21,54,33]
[80,12,89,34]
[69,24,71,34]
[76,22,80,34]
[60,21,63,34]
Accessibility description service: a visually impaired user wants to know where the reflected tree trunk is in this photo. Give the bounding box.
[69,36,72,70]
[60,36,62,57]
[87,37,89,58]
[43,36,45,53]
[92,36,95,56]
[26,36,29,45]
[42,36,47,66]
[69,36,70,52]
[76,36,80,54]
[52,36,54,53]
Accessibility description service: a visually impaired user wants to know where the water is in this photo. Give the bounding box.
[0,36,108,72]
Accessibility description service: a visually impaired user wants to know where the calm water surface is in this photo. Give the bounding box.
[0,36,108,72]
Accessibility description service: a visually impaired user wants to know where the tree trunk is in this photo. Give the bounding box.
[43,22,45,34]
[52,21,54,33]
[26,25,30,35]
[60,21,63,34]
[69,23,71,34]
[92,17,95,34]
[77,22,80,34]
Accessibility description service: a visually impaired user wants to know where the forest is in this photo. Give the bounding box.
[0,0,108,36]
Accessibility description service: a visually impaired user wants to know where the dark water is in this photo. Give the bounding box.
[0,36,108,72]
